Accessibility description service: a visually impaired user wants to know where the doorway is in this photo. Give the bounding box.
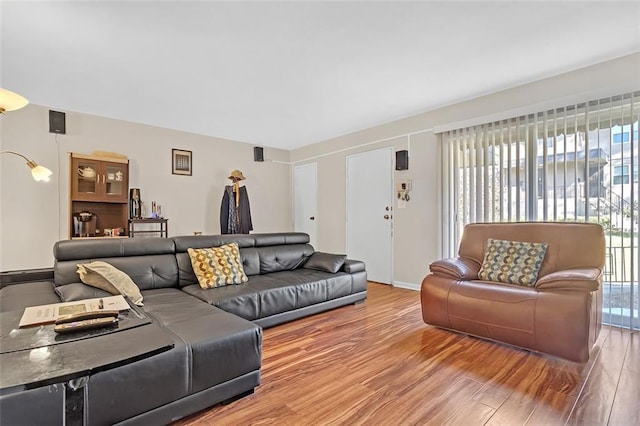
[294,162,318,248]
[346,148,393,284]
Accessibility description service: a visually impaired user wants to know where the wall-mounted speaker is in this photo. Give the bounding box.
[396,150,409,170]
[254,146,264,162]
[49,110,66,134]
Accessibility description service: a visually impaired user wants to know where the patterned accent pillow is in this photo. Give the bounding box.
[478,238,548,286]
[187,243,248,289]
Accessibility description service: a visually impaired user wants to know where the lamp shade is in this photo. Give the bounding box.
[27,161,53,182]
[0,88,29,113]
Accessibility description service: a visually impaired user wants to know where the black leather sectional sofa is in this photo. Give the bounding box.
[0,233,367,425]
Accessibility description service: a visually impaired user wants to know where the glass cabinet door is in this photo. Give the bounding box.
[104,163,127,199]
[74,159,101,199]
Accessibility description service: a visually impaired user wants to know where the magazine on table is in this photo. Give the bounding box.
[19,295,130,327]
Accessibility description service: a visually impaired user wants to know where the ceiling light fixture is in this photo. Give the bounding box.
[0,87,29,114]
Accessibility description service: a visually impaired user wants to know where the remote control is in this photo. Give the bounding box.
[55,310,119,325]
[54,317,118,334]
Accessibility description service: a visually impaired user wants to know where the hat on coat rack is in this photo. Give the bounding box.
[228,170,246,181]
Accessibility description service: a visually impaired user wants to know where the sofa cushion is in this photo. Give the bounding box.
[140,288,220,325]
[182,282,262,320]
[140,289,261,393]
[258,244,313,274]
[77,261,144,305]
[303,252,347,273]
[262,270,353,306]
[478,238,548,286]
[447,280,537,348]
[55,282,112,302]
[187,243,248,288]
[182,270,354,321]
[0,282,60,313]
[342,259,366,274]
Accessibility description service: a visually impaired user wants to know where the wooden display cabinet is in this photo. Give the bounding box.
[71,155,128,202]
[69,153,130,239]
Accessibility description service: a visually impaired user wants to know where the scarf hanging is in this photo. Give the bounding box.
[234,181,240,208]
[225,186,238,234]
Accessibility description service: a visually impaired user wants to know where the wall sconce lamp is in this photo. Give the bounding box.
[0,150,53,182]
[0,87,53,182]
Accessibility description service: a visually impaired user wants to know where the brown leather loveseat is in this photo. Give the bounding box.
[421,222,605,363]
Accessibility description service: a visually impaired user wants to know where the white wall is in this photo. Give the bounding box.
[291,52,640,289]
[0,105,292,271]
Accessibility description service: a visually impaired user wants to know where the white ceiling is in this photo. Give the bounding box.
[2,1,639,150]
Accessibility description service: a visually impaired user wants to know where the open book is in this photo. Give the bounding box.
[19,295,130,327]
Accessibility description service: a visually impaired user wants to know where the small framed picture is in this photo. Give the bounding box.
[172,149,192,176]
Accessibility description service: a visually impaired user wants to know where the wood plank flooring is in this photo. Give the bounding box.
[175,283,639,425]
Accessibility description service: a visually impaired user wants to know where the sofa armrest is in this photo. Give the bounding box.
[535,268,602,291]
[429,257,480,280]
[342,259,365,274]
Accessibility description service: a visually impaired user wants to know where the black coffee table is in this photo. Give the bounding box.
[0,302,173,425]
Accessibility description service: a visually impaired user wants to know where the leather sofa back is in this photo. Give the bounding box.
[53,232,314,290]
[172,233,313,287]
[458,222,605,276]
[53,238,178,290]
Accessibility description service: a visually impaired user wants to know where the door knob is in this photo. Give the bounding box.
[309,216,315,220]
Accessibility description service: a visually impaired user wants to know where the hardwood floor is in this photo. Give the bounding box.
[175,283,639,425]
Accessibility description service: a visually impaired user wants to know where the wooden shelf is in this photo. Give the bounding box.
[129,218,168,238]
[71,236,129,240]
[70,153,130,239]
[72,152,128,164]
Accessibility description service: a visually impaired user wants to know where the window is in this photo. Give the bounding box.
[612,123,639,144]
[613,165,629,185]
[441,91,640,330]
[613,132,629,143]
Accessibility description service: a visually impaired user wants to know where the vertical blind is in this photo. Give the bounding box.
[440,91,640,330]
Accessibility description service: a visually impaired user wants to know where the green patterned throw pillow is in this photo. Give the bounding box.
[477,238,548,286]
[187,242,248,289]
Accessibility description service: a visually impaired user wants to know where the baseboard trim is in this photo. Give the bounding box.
[393,281,420,291]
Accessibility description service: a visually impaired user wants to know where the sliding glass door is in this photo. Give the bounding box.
[441,92,639,330]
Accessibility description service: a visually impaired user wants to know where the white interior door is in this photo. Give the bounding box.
[294,162,318,248]
[346,148,393,284]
